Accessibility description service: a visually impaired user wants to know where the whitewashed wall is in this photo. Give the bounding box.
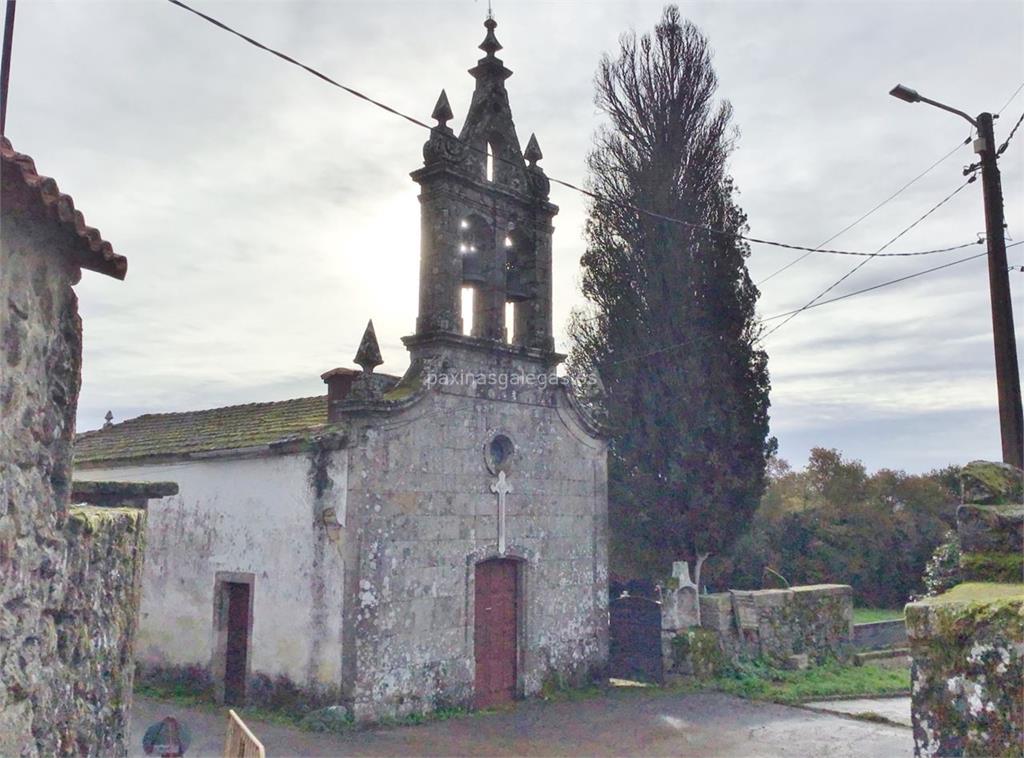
[76,453,348,694]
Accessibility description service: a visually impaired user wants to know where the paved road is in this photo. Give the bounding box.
[131,690,912,757]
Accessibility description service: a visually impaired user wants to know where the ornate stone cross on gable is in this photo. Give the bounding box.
[490,470,513,554]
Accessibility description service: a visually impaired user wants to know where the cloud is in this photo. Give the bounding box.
[9,0,1021,473]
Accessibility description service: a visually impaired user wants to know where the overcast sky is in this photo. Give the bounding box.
[8,0,1022,473]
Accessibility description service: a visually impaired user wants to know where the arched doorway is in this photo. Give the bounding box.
[473,558,519,708]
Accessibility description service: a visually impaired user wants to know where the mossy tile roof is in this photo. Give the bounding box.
[75,396,328,466]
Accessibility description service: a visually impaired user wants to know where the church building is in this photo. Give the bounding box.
[75,17,609,721]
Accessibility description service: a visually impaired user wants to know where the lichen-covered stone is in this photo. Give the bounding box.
[906,582,1024,757]
[958,502,1023,553]
[50,506,147,756]
[2,192,81,757]
[1,175,147,756]
[960,461,1023,506]
[723,585,853,665]
[960,551,1023,583]
[669,629,727,679]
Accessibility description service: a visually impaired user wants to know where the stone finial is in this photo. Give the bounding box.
[431,90,453,128]
[103,410,114,429]
[524,133,543,166]
[354,320,383,374]
[479,16,502,56]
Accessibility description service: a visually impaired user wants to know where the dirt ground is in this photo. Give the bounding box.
[131,689,912,757]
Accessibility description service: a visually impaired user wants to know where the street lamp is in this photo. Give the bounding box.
[889,84,920,103]
[889,84,1023,469]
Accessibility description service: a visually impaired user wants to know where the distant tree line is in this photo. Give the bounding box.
[705,448,961,607]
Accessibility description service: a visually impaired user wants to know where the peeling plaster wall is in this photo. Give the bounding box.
[76,453,348,698]
[344,373,609,721]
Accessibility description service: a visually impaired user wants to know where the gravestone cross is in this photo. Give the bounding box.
[490,470,513,554]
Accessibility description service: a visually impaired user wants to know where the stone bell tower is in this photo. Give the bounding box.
[406,15,557,360]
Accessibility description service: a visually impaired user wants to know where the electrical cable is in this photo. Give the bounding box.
[756,137,971,285]
[762,250,989,321]
[997,110,1024,157]
[760,177,977,338]
[601,242,1021,366]
[164,0,981,262]
[997,82,1024,116]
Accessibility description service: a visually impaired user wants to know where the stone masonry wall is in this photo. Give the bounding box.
[1,198,82,755]
[342,366,608,721]
[50,505,147,755]
[688,584,853,667]
[906,462,1024,757]
[1,189,146,755]
[906,583,1023,757]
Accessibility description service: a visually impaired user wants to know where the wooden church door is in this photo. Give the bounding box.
[473,559,518,708]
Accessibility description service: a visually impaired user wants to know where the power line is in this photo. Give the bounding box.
[762,250,989,321]
[165,0,981,262]
[997,82,1024,116]
[997,110,1024,157]
[602,238,1019,364]
[760,176,978,339]
[756,136,971,285]
[548,173,978,258]
[601,241,1022,367]
[166,0,432,132]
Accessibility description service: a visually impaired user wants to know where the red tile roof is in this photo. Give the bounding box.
[1,136,127,279]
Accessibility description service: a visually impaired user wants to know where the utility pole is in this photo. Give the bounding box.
[890,85,1023,469]
[0,0,15,135]
[975,112,1023,469]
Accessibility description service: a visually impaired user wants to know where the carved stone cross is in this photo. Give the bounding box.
[490,470,513,554]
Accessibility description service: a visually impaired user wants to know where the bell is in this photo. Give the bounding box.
[505,263,533,302]
[462,251,487,284]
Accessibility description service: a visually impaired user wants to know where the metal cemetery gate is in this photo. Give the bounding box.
[608,595,663,683]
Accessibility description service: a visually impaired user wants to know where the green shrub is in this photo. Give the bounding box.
[920,530,962,598]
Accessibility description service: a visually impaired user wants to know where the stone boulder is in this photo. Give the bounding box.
[960,460,1023,506]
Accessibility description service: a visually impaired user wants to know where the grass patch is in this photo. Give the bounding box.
[853,607,904,624]
[850,711,897,725]
[136,679,479,734]
[923,581,1024,605]
[694,660,909,705]
[134,680,213,709]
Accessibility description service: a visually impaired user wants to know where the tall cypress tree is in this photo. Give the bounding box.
[569,6,775,584]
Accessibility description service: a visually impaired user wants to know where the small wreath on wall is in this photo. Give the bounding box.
[484,433,516,475]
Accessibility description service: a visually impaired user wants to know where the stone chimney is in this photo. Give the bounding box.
[321,367,359,422]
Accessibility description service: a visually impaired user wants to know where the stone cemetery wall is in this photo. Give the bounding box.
[662,583,853,674]
[725,584,852,665]
[852,619,907,651]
